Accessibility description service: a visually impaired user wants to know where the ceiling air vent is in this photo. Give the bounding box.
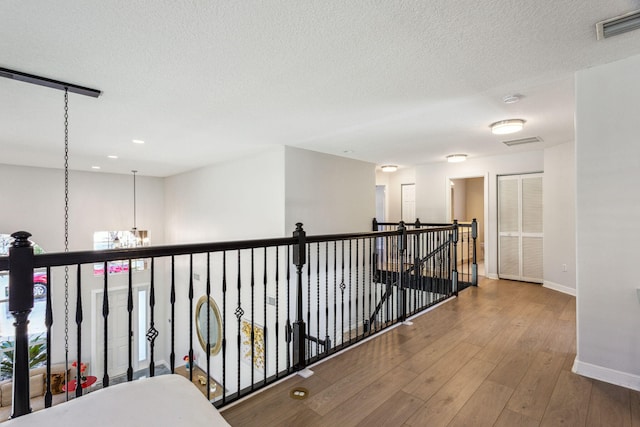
[502,136,542,147]
[596,10,640,40]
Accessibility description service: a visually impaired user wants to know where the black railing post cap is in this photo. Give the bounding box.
[10,231,32,247]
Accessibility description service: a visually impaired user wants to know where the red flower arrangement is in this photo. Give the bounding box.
[72,361,87,381]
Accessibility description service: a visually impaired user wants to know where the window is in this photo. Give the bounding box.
[92,230,150,275]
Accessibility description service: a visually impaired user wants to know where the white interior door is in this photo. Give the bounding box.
[498,174,543,283]
[401,184,415,222]
[94,286,149,378]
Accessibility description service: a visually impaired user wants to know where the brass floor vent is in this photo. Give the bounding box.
[289,387,309,400]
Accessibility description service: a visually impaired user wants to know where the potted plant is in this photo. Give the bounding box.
[0,334,47,380]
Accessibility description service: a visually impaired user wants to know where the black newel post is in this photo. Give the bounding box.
[452,220,459,296]
[397,221,407,322]
[471,218,478,286]
[372,218,378,232]
[292,223,307,370]
[9,231,34,418]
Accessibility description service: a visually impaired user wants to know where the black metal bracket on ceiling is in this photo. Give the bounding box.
[0,67,101,98]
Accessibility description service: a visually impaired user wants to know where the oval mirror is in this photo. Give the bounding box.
[195,296,222,355]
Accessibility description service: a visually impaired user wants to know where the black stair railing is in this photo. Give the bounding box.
[0,222,465,418]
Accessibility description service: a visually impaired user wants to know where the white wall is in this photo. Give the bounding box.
[543,141,576,295]
[285,146,376,234]
[0,164,164,251]
[574,53,640,389]
[164,146,286,243]
[414,151,544,277]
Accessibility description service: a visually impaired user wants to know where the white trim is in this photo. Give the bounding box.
[486,273,499,280]
[573,358,640,391]
[543,280,576,296]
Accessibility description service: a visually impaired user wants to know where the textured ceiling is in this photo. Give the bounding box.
[1,1,640,176]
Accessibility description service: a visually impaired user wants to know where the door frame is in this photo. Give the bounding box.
[91,282,150,380]
[445,173,489,276]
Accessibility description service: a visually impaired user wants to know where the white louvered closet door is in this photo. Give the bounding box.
[498,174,543,283]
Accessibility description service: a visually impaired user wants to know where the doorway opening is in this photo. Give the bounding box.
[449,176,486,276]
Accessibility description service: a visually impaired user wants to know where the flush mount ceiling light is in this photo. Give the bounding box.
[446,154,467,163]
[490,119,525,135]
[381,165,398,172]
[132,139,145,144]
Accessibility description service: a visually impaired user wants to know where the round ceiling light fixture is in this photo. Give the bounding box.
[446,154,467,163]
[490,119,525,135]
[381,165,398,172]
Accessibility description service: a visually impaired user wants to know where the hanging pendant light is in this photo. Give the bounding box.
[131,170,140,247]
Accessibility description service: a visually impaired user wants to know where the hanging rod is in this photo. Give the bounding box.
[0,67,101,98]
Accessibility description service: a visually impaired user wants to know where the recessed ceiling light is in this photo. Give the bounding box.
[381,165,398,172]
[343,150,354,154]
[91,166,101,170]
[446,154,467,163]
[107,155,118,159]
[132,139,145,144]
[490,119,525,135]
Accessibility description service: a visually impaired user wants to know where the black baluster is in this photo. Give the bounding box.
[324,242,329,354]
[102,262,110,387]
[361,238,365,335]
[316,243,320,359]
[76,264,83,397]
[355,240,359,339]
[263,248,267,384]
[285,246,294,372]
[275,247,280,378]
[147,257,157,377]
[348,240,352,342]
[471,218,478,286]
[452,220,459,296]
[235,250,242,395]
[206,253,211,400]
[367,238,372,334]
[398,222,407,322]
[170,256,176,373]
[250,249,255,388]
[306,244,311,360]
[333,241,337,348]
[126,259,133,383]
[188,254,194,381]
[340,240,345,347]
[45,266,52,407]
[286,245,291,372]
[221,251,227,404]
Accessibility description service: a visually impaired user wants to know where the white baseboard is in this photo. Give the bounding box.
[573,358,640,391]
[486,273,499,280]
[543,281,576,297]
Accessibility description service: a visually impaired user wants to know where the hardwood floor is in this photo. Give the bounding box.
[221,278,640,426]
